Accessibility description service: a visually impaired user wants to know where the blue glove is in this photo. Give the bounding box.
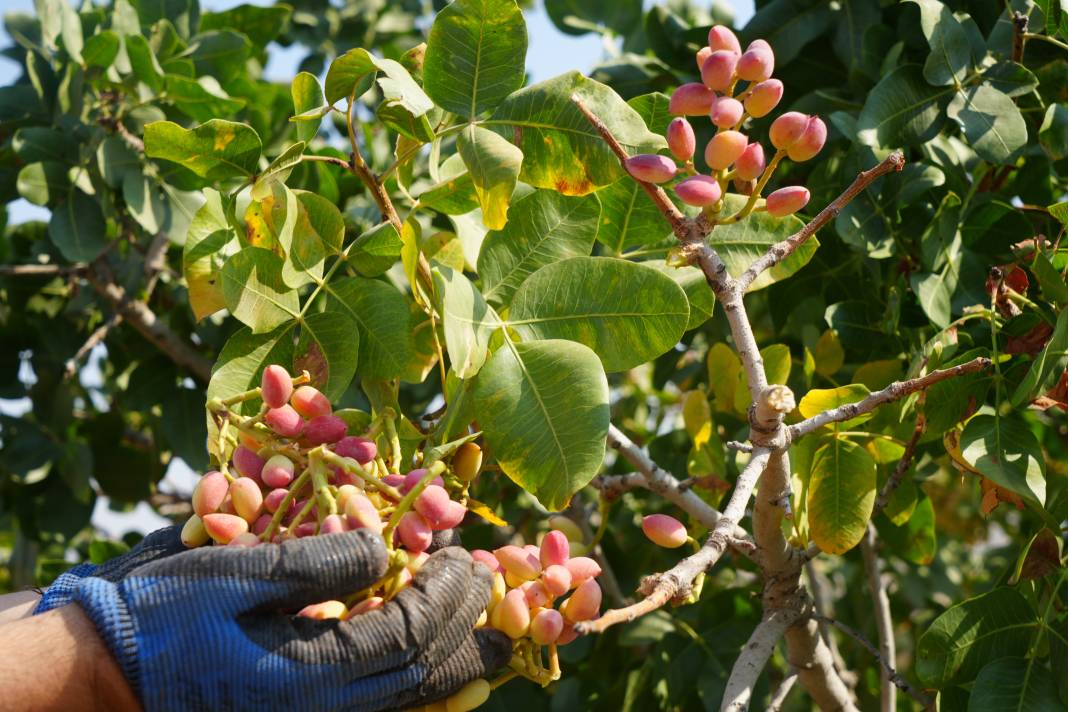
[35,525,187,613]
[43,529,509,712]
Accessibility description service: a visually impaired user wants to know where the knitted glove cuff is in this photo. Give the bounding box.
[71,578,142,698]
[33,563,98,614]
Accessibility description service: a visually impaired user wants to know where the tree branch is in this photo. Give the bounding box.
[812,614,931,709]
[722,610,797,712]
[785,618,861,712]
[805,562,858,691]
[873,411,925,515]
[767,671,798,712]
[570,94,689,236]
[736,152,905,292]
[861,526,896,712]
[575,449,771,635]
[0,263,87,277]
[788,357,991,441]
[85,262,213,383]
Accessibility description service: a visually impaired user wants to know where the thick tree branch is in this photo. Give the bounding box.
[85,262,212,383]
[785,618,861,712]
[861,526,896,712]
[812,614,931,709]
[805,562,858,691]
[722,610,797,712]
[736,152,905,292]
[789,357,991,441]
[575,449,770,635]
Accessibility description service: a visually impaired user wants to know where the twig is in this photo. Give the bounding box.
[861,526,896,712]
[736,152,905,292]
[0,264,87,277]
[812,614,932,708]
[767,671,798,712]
[804,562,857,691]
[1013,12,1029,62]
[590,472,647,499]
[873,412,925,514]
[85,261,212,383]
[605,424,754,542]
[722,610,797,712]
[726,440,753,453]
[788,357,991,441]
[64,313,123,380]
[575,449,771,635]
[570,94,689,236]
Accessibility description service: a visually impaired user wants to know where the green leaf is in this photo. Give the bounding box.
[199,5,291,49]
[188,31,252,83]
[960,414,1046,508]
[418,156,480,215]
[982,61,1039,97]
[290,72,327,142]
[123,173,168,234]
[486,71,665,196]
[710,194,818,292]
[163,75,245,121]
[251,141,305,201]
[220,247,300,333]
[58,1,81,62]
[324,48,378,105]
[184,189,237,321]
[595,177,673,253]
[877,493,936,564]
[798,386,871,426]
[813,330,845,377]
[294,308,359,403]
[857,64,953,150]
[96,136,141,189]
[161,388,208,471]
[478,189,600,305]
[741,0,835,64]
[545,0,642,36]
[645,261,715,331]
[208,324,296,418]
[947,84,1027,165]
[126,34,164,91]
[423,0,527,118]
[1013,308,1068,407]
[144,119,261,182]
[281,189,343,288]
[507,257,689,372]
[324,277,414,379]
[17,161,69,206]
[916,587,1039,686]
[348,220,401,278]
[473,339,609,511]
[968,658,1066,712]
[807,437,876,555]
[1030,251,1068,306]
[907,0,971,86]
[1040,103,1068,161]
[49,189,107,262]
[457,124,523,231]
[435,266,500,379]
[82,30,120,68]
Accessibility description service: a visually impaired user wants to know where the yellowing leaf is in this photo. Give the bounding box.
[466,497,508,526]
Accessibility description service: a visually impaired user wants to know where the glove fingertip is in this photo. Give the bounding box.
[472,628,513,674]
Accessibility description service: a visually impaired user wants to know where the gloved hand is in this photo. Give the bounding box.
[47,529,510,712]
[35,525,187,613]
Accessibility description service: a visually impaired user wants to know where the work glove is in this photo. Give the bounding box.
[35,525,187,613]
[38,529,510,712]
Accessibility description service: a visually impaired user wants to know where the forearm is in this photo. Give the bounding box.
[0,590,41,625]
[0,604,142,712]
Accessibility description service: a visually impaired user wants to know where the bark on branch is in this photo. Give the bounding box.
[721,610,798,712]
[575,449,771,635]
[85,262,213,383]
[861,526,896,712]
[789,357,991,441]
[736,152,905,292]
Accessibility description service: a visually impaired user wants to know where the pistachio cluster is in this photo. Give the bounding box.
[624,26,825,221]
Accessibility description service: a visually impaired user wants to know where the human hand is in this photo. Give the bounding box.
[59,529,509,711]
